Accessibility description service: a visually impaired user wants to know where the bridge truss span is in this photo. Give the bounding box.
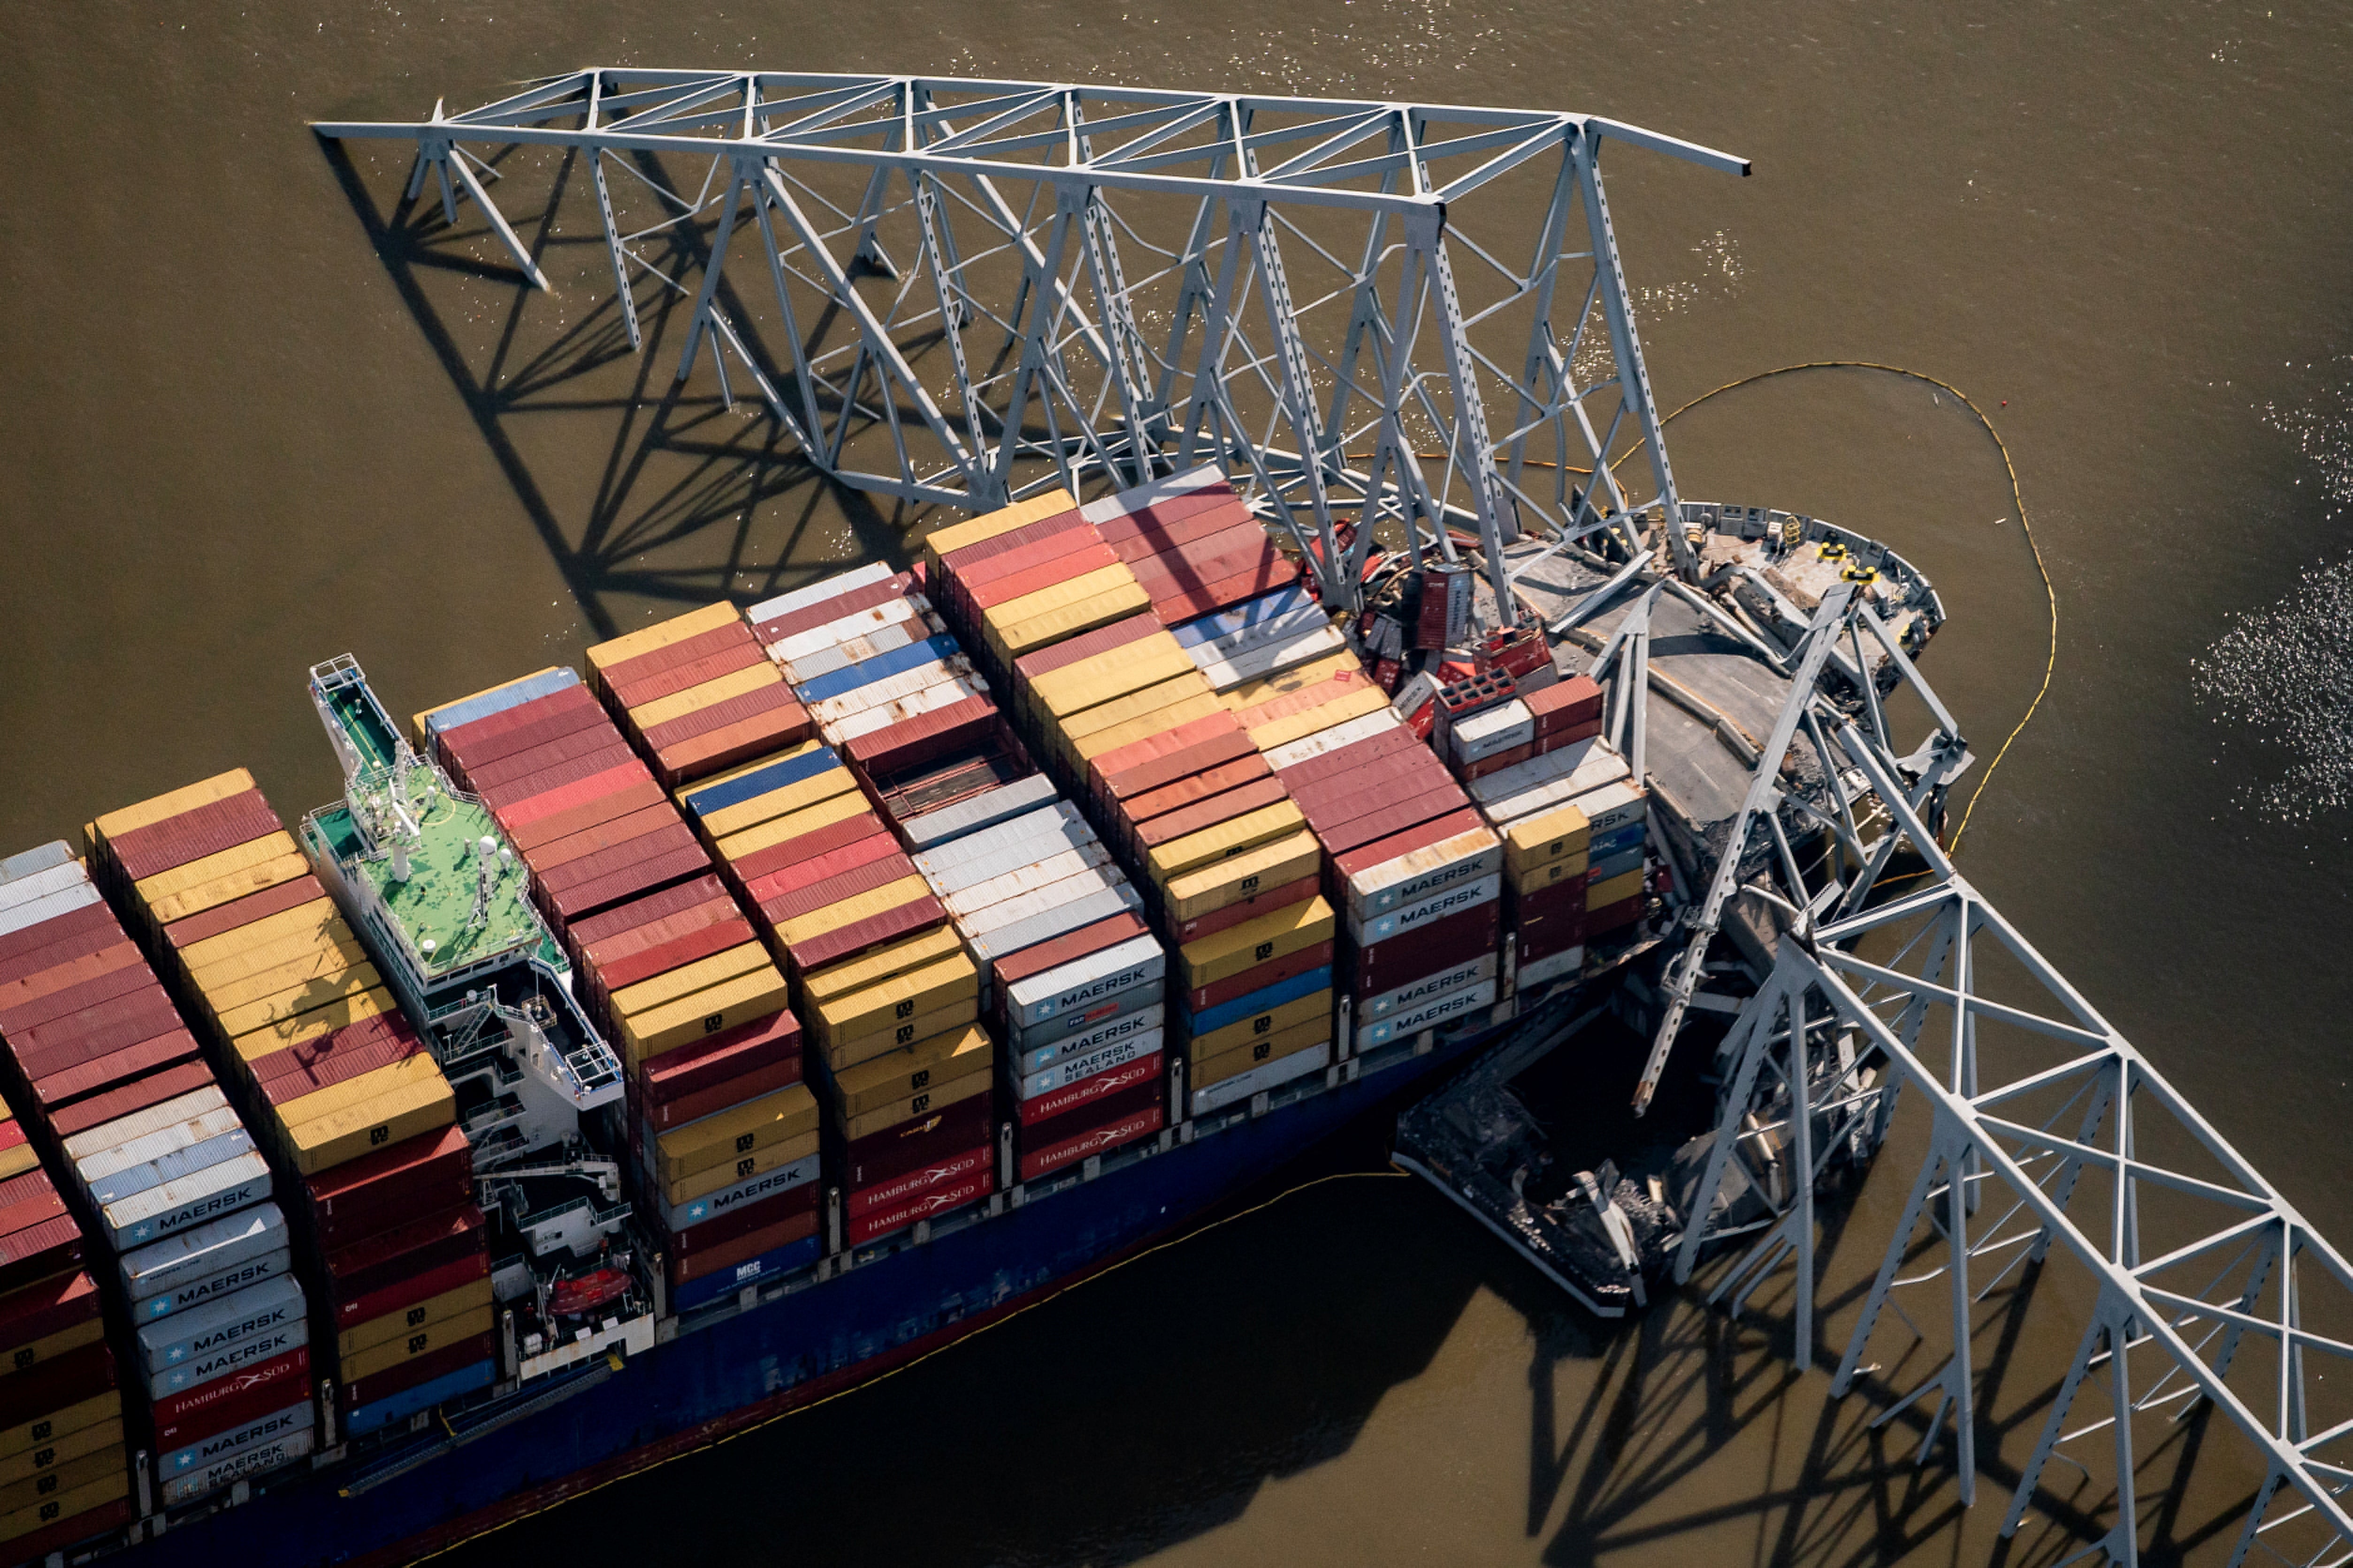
[314,70,1749,613]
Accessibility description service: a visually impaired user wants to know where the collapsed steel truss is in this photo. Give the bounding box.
[314,70,1748,614]
[1651,599,2353,1564]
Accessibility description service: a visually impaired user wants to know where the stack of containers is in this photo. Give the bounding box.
[86,778,493,1444]
[926,493,1324,1129]
[573,612,836,1307]
[415,669,714,930]
[757,544,1172,1191]
[1461,710,1650,988]
[0,848,137,1550]
[582,603,811,790]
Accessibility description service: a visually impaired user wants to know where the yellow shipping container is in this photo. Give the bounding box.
[1215,650,1356,713]
[771,876,933,951]
[821,996,981,1075]
[811,952,976,1042]
[1502,802,1591,870]
[284,1075,456,1176]
[412,668,566,749]
[1586,868,1644,909]
[337,1277,496,1358]
[91,769,255,844]
[838,1065,990,1141]
[610,942,774,1020]
[230,988,397,1068]
[619,969,792,1062]
[1191,1017,1330,1090]
[1178,897,1334,989]
[628,661,782,730]
[713,788,868,863]
[132,832,299,906]
[1161,831,1323,923]
[0,1452,122,1521]
[340,1306,497,1381]
[989,580,1153,657]
[1244,686,1388,751]
[0,1416,120,1489]
[1056,674,1213,748]
[187,931,366,995]
[699,760,856,840]
[797,926,963,1007]
[0,1473,127,1545]
[1509,854,1589,896]
[1147,801,1307,887]
[0,1144,35,1183]
[0,1317,103,1376]
[1072,693,1227,762]
[662,1127,820,1206]
[1027,633,1190,717]
[831,1024,992,1119]
[657,1084,819,1183]
[1184,989,1332,1060]
[143,852,311,927]
[0,1392,116,1462]
[585,601,743,671]
[212,965,383,1040]
[274,1053,449,1136]
[174,898,338,972]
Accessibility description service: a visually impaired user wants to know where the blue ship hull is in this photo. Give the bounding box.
[133,1031,1485,1568]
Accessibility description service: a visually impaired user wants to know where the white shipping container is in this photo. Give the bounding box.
[942,845,1112,921]
[1569,778,1648,837]
[1450,699,1535,763]
[1016,1003,1167,1073]
[824,676,986,742]
[1081,463,1224,524]
[1359,953,1499,1021]
[959,867,1127,940]
[1190,1040,1332,1116]
[132,1245,292,1324]
[0,859,85,913]
[159,1428,316,1507]
[1191,624,1347,693]
[808,656,976,724]
[121,1203,287,1304]
[968,884,1146,965]
[0,841,74,885]
[746,561,895,625]
[1473,737,1633,822]
[1005,936,1166,1029]
[901,776,1061,851]
[1263,708,1404,773]
[62,1087,231,1165]
[663,1152,822,1232]
[0,879,102,939]
[1349,874,1502,946]
[1516,944,1586,990]
[1343,824,1503,922]
[773,597,929,673]
[1183,603,1330,670]
[72,1104,245,1187]
[104,1150,273,1250]
[1354,977,1497,1050]
[137,1273,305,1376]
[86,1129,257,1211]
[1019,1028,1164,1098]
[913,803,1085,876]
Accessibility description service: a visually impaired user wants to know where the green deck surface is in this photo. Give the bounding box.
[341,771,543,977]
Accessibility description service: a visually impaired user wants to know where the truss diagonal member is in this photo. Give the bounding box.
[441,145,551,291]
[757,164,987,492]
[1571,128,1684,576]
[1245,199,1345,601]
[1420,211,1517,609]
[1634,581,1855,1115]
[2001,1287,2140,1561]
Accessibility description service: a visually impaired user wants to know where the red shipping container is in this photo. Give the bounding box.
[566,874,732,951]
[1016,1077,1161,1150]
[0,901,121,975]
[1124,522,1269,592]
[506,785,668,860]
[1151,556,1300,625]
[253,1020,424,1109]
[656,710,814,789]
[841,1092,993,1191]
[0,1271,99,1352]
[750,573,913,645]
[941,509,1088,577]
[587,911,754,1001]
[1171,875,1321,945]
[1017,1102,1164,1182]
[1314,792,1464,860]
[1348,898,1500,994]
[672,1211,822,1283]
[157,874,325,953]
[1463,742,1536,780]
[526,802,682,872]
[1531,716,1604,756]
[640,1010,802,1109]
[844,1143,992,1219]
[756,849,923,929]
[740,831,903,907]
[967,540,1118,612]
[642,1058,803,1132]
[537,827,704,902]
[101,790,284,884]
[667,1180,821,1255]
[42,1057,213,1138]
[989,910,1152,991]
[150,1344,309,1451]
[343,1332,497,1410]
[726,809,888,889]
[1101,503,1256,564]
[1090,714,1249,805]
[494,761,657,832]
[18,994,185,1079]
[1268,723,1422,792]
[323,1205,486,1316]
[0,938,141,1012]
[437,691,608,776]
[0,1341,110,1427]
[28,1029,201,1113]
[845,695,999,776]
[1094,487,1239,541]
[604,638,764,711]
[1119,754,1272,831]
[482,750,646,815]
[1130,777,1292,853]
[639,680,807,755]
[783,892,947,974]
[1510,873,1591,923]
[848,1168,993,1245]
[0,959,154,1036]
[1010,611,1160,684]
[304,1126,474,1249]
[331,1250,493,1337]
[1585,894,1644,936]
[1328,808,1487,889]
[466,728,632,795]
[1017,1052,1162,1127]
[1525,675,1604,737]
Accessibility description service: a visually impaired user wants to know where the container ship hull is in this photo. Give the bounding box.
[140,1026,1481,1568]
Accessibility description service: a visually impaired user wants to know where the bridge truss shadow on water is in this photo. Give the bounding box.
[319,134,922,642]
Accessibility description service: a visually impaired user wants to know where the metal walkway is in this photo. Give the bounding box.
[315,72,2350,1565]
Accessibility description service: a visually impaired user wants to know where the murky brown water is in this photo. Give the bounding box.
[5,2,2352,1563]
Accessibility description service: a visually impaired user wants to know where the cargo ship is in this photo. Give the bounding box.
[0,462,1942,1567]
